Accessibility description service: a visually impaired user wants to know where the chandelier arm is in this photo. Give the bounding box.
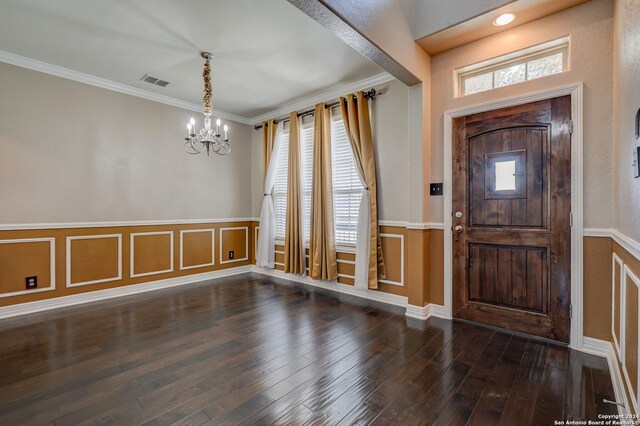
[185,140,202,154]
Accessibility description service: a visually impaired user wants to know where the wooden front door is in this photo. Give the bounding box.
[452,96,572,343]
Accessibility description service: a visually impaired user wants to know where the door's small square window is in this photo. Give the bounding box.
[485,150,526,199]
[495,160,517,191]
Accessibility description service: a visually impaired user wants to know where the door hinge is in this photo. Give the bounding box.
[569,212,573,227]
[568,120,574,134]
[569,303,573,319]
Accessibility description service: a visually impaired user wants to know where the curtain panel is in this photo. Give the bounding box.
[262,119,277,184]
[284,113,306,275]
[340,91,386,289]
[256,120,284,268]
[309,103,338,281]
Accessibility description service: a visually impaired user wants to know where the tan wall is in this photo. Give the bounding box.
[0,221,253,307]
[429,0,614,228]
[0,62,254,224]
[612,0,640,243]
[584,237,613,340]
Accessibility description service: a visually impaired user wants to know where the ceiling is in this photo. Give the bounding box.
[0,0,383,120]
[414,0,591,55]
[411,0,516,39]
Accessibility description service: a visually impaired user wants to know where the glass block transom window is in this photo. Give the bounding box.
[457,38,569,97]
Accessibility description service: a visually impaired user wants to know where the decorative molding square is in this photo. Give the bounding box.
[219,227,249,264]
[130,231,174,278]
[179,229,215,271]
[66,234,122,288]
[0,237,56,298]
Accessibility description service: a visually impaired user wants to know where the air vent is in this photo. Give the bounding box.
[140,74,170,87]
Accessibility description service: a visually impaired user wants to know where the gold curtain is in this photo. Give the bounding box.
[284,113,305,274]
[340,91,386,289]
[309,103,338,281]
[262,119,277,183]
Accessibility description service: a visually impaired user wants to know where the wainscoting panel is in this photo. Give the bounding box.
[130,231,174,278]
[0,238,55,298]
[614,253,624,358]
[253,226,259,262]
[0,220,253,308]
[611,239,640,414]
[220,227,248,264]
[180,229,215,271]
[67,234,122,287]
[266,226,408,296]
[379,233,405,287]
[624,266,640,409]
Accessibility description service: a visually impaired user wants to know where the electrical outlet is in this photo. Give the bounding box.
[430,183,443,196]
[26,276,37,290]
[229,250,235,260]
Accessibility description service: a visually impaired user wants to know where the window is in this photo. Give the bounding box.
[300,123,314,241]
[457,37,568,96]
[271,113,364,247]
[272,128,289,239]
[494,160,516,191]
[331,116,364,246]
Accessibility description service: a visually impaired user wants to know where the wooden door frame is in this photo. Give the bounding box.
[443,83,584,350]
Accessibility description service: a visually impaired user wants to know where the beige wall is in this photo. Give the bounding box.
[613,0,640,242]
[0,62,254,224]
[250,79,413,223]
[429,0,614,228]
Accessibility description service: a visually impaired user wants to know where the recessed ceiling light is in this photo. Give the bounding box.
[493,12,517,26]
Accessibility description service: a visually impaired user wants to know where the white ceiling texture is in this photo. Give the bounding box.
[1,0,571,121]
[0,0,384,120]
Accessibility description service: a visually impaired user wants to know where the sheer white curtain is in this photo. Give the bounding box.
[354,188,370,289]
[256,121,284,268]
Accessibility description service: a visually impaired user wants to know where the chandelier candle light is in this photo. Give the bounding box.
[184,52,230,156]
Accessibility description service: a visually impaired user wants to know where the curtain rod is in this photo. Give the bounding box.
[253,88,382,130]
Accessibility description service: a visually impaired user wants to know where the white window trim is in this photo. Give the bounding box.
[455,36,570,97]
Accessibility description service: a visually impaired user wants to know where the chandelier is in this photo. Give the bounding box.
[184,52,230,156]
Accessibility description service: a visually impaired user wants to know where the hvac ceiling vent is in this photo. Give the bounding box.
[140,74,170,87]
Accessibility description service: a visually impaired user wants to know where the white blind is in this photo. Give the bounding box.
[272,129,289,239]
[331,117,363,246]
[301,124,314,241]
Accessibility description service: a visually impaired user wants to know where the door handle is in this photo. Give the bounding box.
[454,225,463,233]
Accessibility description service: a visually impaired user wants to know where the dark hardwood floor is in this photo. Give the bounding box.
[0,273,617,425]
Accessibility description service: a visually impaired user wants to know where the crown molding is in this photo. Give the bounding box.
[0,50,253,125]
[249,72,396,125]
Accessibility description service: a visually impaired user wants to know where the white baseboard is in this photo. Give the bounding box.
[405,303,447,320]
[582,336,630,415]
[251,266,408,308]
[0,266,252,320]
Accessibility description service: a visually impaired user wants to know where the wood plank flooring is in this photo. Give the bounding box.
[0,273,618,425]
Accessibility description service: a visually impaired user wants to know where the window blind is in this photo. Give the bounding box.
[300,124,314,241]
[330,117,363,246]
[271,116,363,247]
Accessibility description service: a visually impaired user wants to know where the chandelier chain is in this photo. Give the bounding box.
[202,57,212,115]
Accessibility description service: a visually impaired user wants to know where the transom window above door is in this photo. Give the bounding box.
[456,37,569,97]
